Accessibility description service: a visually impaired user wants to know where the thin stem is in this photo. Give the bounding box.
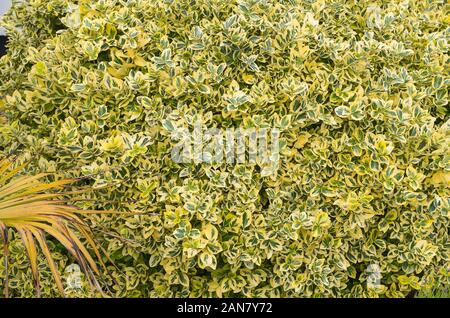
[3,242,8,298]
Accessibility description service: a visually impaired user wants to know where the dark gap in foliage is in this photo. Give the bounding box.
[0,36,7,56]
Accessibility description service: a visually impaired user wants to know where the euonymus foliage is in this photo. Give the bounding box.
[0,0,449,297]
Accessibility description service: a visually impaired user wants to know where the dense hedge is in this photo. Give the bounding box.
[0,0,449,297]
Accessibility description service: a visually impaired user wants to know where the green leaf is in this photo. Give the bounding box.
[335,106,350,118]
[198,251,217,270]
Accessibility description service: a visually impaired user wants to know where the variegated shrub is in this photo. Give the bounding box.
[0,0,449,297]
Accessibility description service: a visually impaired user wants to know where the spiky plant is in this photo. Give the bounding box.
[0,157,113,297]
[416,288,450,298]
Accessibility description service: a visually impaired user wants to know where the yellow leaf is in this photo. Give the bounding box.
[429,171,450,187]
[294,132,311,149]
[107,66,132,79]
[397,275,410,285]
[101,135,125,152]
[242,73,255,84]
[201,223,218,241]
